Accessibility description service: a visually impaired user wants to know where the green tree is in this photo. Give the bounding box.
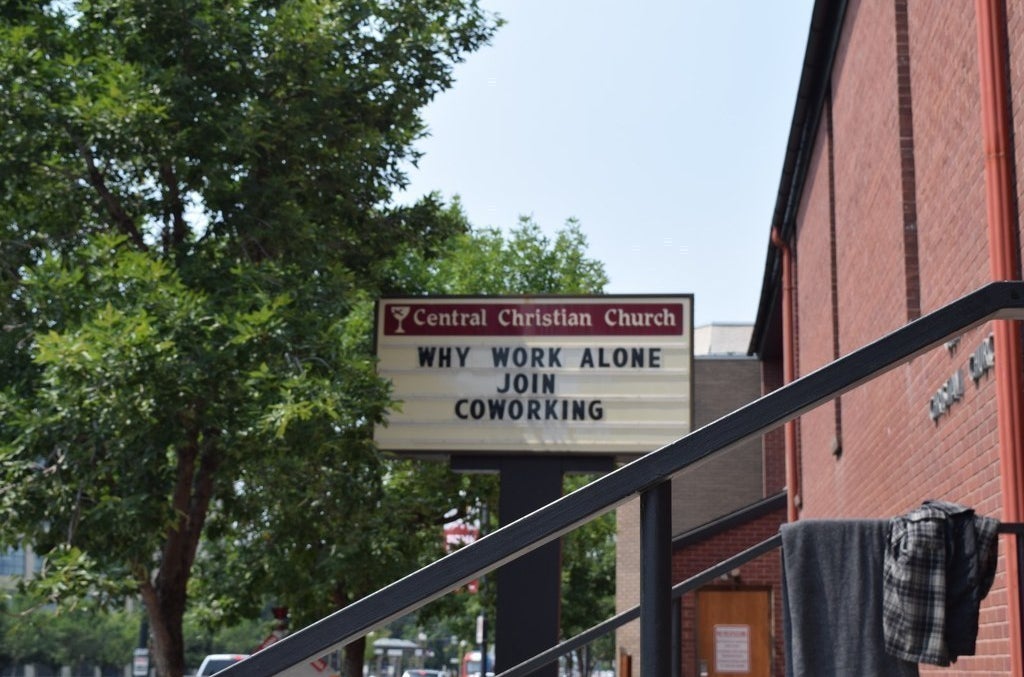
[196,215,608,676]
[393,210,609,295]
[560,474,616,674]
[0,594,140,674]
[0,595,266,675]
[0,3,498,676]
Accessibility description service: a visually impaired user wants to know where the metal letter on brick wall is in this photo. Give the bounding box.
[929,369,964,421]
[969,334,995,384]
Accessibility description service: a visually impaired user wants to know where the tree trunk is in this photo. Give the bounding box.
[142,431,219,677]
[342,635,366,677]
[140,580,187,677]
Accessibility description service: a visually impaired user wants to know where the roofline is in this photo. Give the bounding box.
[749,0,849,356]
[672,492,787,549]
[695,322,754,328]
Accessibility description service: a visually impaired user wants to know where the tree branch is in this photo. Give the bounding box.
[161,409,222,596]
[71,132,148,249]
[158,161,188,250]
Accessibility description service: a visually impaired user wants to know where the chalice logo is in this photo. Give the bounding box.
[390,305,411,333]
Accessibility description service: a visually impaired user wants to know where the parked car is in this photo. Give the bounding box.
[400,670,447,677]
[196,654,250,676]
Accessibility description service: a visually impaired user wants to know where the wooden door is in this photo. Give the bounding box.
[695,588,772,677]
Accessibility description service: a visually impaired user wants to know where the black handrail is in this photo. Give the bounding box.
[225,281,1024,677]
[504,523,1024,677]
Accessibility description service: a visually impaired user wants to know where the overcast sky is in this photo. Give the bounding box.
[398,0,815,328]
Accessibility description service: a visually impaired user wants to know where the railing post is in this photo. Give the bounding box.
[671,596,681,677]
[641,480,672,677]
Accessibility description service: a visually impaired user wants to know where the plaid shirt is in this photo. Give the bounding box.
[882,501,999,666]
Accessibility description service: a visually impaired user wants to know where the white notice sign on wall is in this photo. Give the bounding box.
[714,624,750,673]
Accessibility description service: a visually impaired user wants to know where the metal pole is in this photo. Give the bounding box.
[671,596,681,677]
[481,615,489,677]
[480,501,489,677]
[640,481,672,677]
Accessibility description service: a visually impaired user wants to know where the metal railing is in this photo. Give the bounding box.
[225,281,1024,677]
[502,529,784,677]
[503,521,1024,677]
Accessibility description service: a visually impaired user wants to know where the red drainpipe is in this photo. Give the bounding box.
[976,1,1024,674]
[771,227,799,522]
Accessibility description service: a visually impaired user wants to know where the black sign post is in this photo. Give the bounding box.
[453,455,613,677]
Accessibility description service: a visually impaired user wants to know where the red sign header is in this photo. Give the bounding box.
[381,301,685,337]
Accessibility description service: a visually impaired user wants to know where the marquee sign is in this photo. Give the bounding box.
[373,295,693,456]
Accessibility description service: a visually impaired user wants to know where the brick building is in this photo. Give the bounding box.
[618,1,1024,675]
[616,324,786,676]
[750,0,1024,675]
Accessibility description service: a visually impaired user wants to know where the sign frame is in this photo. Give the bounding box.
[373,294,694,457]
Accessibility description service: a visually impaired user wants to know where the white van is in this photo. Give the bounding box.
[196,654,250,676]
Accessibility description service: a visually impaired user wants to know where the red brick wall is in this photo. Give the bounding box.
[794,103,842,505]
[830,0,906,348]
[794,0,1004,521]
[760,359,787,495]
[909,0,989,310]
[786,0,1016,673]
[673,508,786,677]
[828,0,918,519]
